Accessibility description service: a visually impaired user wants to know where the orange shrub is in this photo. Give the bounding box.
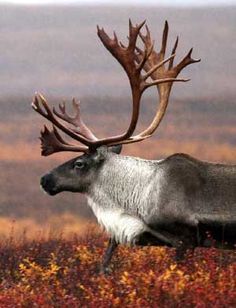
[0,226,235,307]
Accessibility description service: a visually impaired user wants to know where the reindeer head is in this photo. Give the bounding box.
[33,20,200,195]
[40,146,122,195]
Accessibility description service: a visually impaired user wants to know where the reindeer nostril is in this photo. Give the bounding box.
[40,175,46,187]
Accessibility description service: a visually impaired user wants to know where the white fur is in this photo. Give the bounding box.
[86,155,167,244]
[87,197,148,244]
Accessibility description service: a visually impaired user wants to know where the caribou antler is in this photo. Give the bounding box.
[39,125,88,156]
[32,94,90,155]
[134,21,200,140]
[32,20,200,156]
[113,21,200,145]
[95,20,189,146]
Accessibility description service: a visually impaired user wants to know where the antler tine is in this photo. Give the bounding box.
[113,31,118,44]
[32,93,93,147]
[175,48,201,73]
[145,24,151,40]
[53,100,80,125]
[71,98,97,141]
[144,77,189,90]
[40,125,68,156]
[72,98,80,116]
[53,102,70,123]
[143,53,175,81]
[168,36,179,70]
[160,20,168,56]
[59,101,66,113]
[53,98,97,141]
[128,19,146,51]
[40,125,88,156]
[138,24,151,45]
[32,95,48,117]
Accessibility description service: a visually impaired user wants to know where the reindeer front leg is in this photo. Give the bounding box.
[100,238,118,274]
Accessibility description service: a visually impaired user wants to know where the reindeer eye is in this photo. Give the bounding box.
[74,161,85,169]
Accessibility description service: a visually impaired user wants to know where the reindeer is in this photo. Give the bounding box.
[32,20,236,273]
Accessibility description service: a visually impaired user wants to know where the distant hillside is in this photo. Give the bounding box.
[0,5,235,100]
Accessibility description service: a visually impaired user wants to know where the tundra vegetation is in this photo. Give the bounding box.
[0,227,235,307]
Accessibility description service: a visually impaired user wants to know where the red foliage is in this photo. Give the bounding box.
[0,227,235,307]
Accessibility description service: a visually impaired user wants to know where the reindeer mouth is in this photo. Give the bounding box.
[40,184,58,196]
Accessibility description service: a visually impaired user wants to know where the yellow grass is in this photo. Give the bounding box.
[0,214,91,241]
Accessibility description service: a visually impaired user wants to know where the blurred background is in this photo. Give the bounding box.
[0,0,235,238]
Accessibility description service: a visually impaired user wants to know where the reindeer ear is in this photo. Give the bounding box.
[109,145,122,154]
[93,145,122,163]
[93,146,109,162]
